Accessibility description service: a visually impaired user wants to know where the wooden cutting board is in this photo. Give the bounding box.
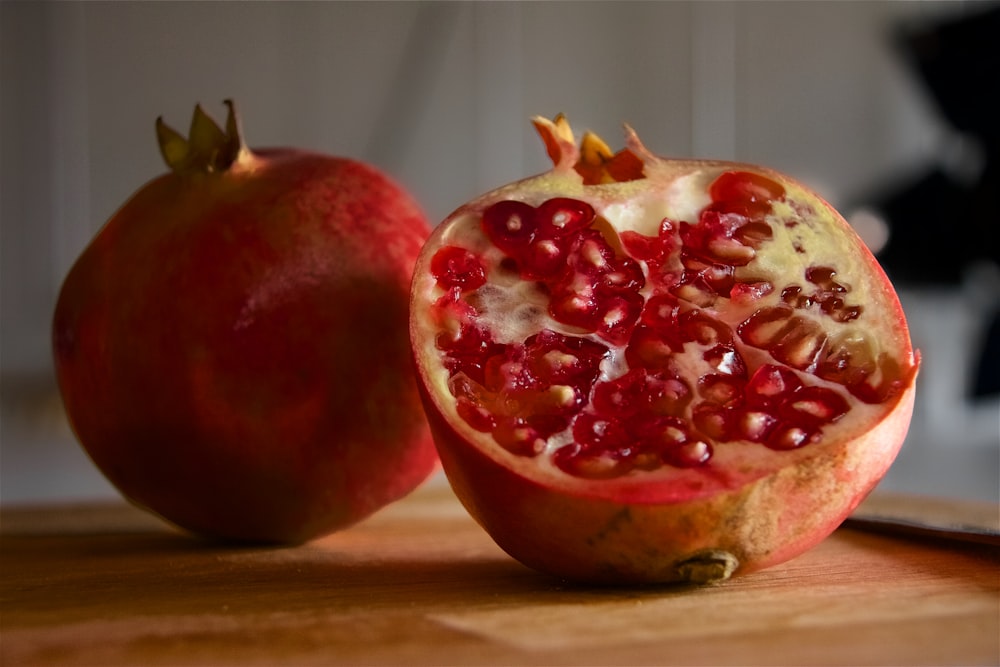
[2,481,998,666]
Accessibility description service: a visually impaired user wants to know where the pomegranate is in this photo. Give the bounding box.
[410,115,919,584]
[53,101,438,543]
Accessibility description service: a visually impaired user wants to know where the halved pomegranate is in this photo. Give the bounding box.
[410,115,919,584]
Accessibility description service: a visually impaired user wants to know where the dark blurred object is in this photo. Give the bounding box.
[973,309,1000,397]
[902,4,1000,152]
[868,5,999,287]
[865,5,1000,399]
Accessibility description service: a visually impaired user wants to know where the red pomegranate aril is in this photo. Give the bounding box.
[493,417,546,457]
[766,424,819,451]
[524,330,607,387]
[520,238,569,280]
[805,266,845,291]
[625,325,680,370]
[709,170,786,207]
[745,364,802,407]
[553,443,634,480]
[430,245,487,291]
[730,280,774,305]
[621,218,678,263]
[600,256,645,293]
[770,320,829,372]
[455,397,496,432]
[573,412,631,450]
[482,200,538,254]
[703,343,747,377]
[734,221,774,246]
[680,310,733,347]
[663,438,713,468]
[645,372,694,416]
[569,229,615,273]
[781,285,812,308]
[595,292,644,345]
[780,385,849,425]
[592,369,648,417]
[535,197,596,238]
[698,374,745,407]
[692,403,731,441]
[738,305,796,348]
[734,408,779,443]
[641,294,681,331]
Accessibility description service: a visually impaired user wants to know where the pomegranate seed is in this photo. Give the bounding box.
[569,230,615,275]
[535,198,595,238]
[692,403,731,441]
[703,344,748,377]
[781,285,813,308]
[691,263,737,297]
[524,330,607,388]
[816,335,877,387]
[641,294,681,332]
[770,320,829,371]
[735,408,778,443]
[644,372,693,416]
[592,369,648,417]
[734,221,774,246]
[599,256,645,293]
[493,417,546,457]
[456,397,496,432]
[596,292,644,345]
[698,374,744,407]
[663,439,712,468]
[553,442,635,479]
[621,218,677,263]
[706,237,756,265]
[482,200,538,254]
[520,238,568,280]
[834,305,863,322]
[572,413,631,450]
[844,354,911,404]
[709,171,785,207]
[819,296,845,314]
[548,287,601,331]
[730,280,774,304]
[746,364,803,407]
[805,266,844,291]
[430,245,487,291]
[738,306,795,348]
[767,424,819,450]
[680,310,733,346]
[625,325,679,370]
[780,385,849,425]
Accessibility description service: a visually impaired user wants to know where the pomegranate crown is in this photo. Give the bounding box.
[156,100,247,175]
[532,113,648,185]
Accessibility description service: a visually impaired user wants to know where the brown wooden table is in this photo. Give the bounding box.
[2,481,998,666]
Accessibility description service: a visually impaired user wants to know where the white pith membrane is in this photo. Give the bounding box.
[412,133,915,499]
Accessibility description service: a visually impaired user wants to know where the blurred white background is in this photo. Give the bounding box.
[2,1,997,505]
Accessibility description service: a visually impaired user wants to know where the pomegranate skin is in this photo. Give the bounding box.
[418,378,914,584]
[409,115,918,584]
[53,104,438,543]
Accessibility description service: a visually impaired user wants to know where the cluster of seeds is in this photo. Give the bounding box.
[427,171,889,478]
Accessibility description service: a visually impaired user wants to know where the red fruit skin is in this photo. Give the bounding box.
[53,148,438,543]
[417,378,915,584]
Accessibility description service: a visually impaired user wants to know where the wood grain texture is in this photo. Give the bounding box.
[2,482,998,666]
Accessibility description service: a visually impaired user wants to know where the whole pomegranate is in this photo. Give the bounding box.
[53,101,438,543]
[410,115,919,584]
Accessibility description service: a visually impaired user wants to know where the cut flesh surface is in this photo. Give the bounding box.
[411,122,917,506]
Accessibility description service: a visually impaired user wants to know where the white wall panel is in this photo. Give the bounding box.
[2,0,994,503]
